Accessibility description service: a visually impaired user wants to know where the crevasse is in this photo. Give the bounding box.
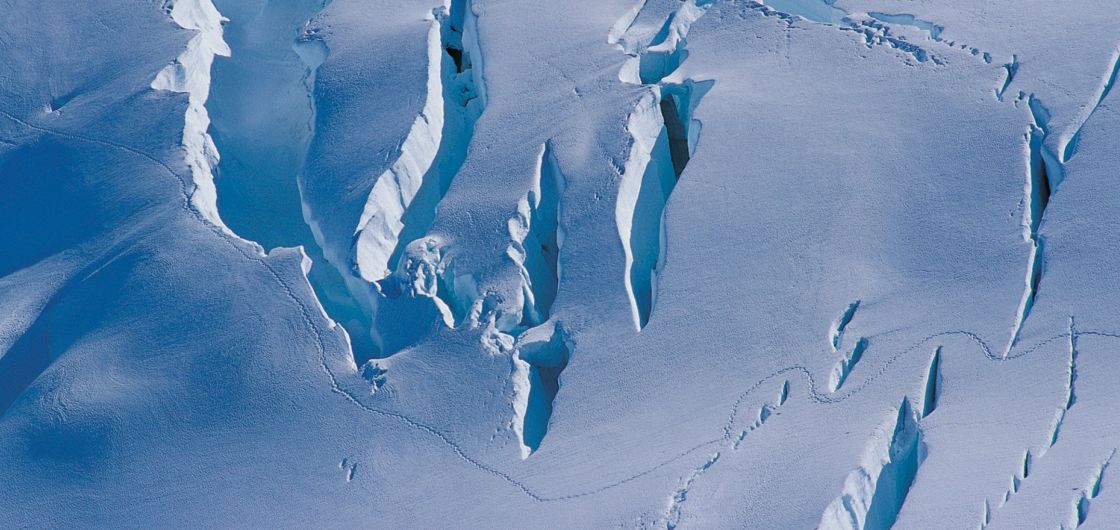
[353,0,486,284]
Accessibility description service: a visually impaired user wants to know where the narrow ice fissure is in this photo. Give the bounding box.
[996,56,1019,102]
[995,451,1030,508]
[509,144,571,457]
[830,299,861,351]
[992,320,1086,523]
[1006,48,1120,352]
[353,0,485,287]
[1063,46,1120,163]
[511,322,571,458]
[1071,449,1115,527]
[1005,97,1060,357]
[819,398,926,530]
[829,337,868,392]
[512,142,566,328]
[613,0,712,330]
[921,347,941,418]
[1065,317,1079,410]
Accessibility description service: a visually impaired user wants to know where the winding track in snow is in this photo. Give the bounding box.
[7,0,1120,509]
[5,108,1120,504]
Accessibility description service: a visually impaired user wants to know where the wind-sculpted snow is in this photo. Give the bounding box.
[6,0,1120,527]
[353,0,486,287]
[151,0,230,231]
[613,0,713,330]
[203,0,374,360]
[819,398,925,530]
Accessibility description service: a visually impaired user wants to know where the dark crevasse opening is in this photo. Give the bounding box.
[206,0,379,360]
[516,323,571,456]
[380,0,485,279]
[626,80,712,329]
[660,93,690,178]
[519,142,566,327]
[864,398,926,530]
[1007,97,1060,356]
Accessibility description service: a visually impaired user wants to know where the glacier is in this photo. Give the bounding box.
[3,0,1120,527]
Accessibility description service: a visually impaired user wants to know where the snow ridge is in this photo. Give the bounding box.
[1004,48,1120,351]
[151,0,231,231]
[353,0,485,284]
[4,99,1116,505]
[613,0,712,330]
[508,143,571,457]
[15,2,1120,520]
[819,398,926,530]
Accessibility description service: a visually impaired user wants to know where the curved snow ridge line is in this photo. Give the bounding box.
[1060,44,1120,164]
[352,9,447,283]
[0,227,167,417]
[151,0,232,233]
[353,0,486,284]
[613,0,712,331]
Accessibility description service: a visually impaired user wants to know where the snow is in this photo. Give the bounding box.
[151,0,231,231]
[4,0,1120,527]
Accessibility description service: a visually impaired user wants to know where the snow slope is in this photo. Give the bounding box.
[3,0,1120,527]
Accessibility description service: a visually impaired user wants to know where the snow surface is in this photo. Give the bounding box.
[3,0,1120,527]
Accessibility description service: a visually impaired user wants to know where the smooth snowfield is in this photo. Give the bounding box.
[3,0,1120,528]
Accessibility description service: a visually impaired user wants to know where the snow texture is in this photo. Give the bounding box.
[3,0,1120,527]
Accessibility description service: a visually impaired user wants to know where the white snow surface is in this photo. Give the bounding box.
[3,0,1120,527]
